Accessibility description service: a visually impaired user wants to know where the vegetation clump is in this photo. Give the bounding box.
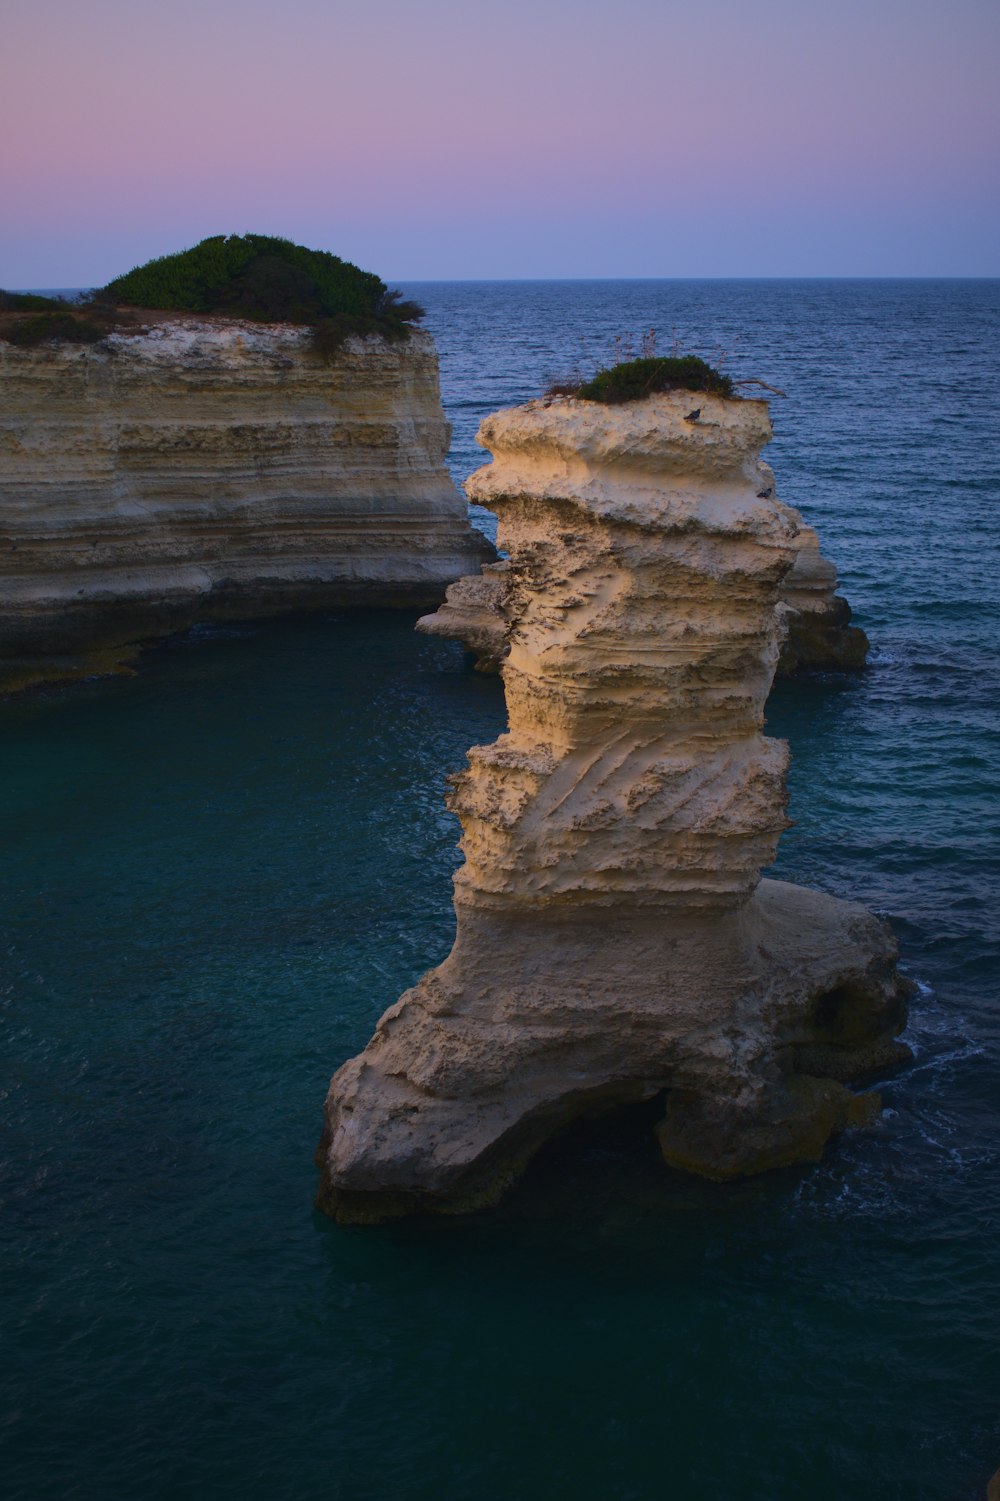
[100,234,379,317]
[2,238,422,356]
[309,288,426,359]
[5,313,107,347]
[0,291,119,347]
[0,290,70,312]
[575,355,734,404]
[97,234,423,356]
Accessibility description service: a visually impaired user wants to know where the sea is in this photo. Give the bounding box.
[1,280,998,1500]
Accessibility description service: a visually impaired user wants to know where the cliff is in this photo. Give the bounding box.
[317,392,909,1222]
[0,321,492,690]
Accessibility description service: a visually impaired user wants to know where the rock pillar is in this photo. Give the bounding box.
[317,392,908,1221]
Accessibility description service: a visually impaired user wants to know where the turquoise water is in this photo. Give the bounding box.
[2,281,999,1499]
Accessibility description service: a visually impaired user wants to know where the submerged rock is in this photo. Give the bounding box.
[317,392,909,1222]
[0,321,492,691]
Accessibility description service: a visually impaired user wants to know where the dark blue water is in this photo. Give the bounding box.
[2,281,998,1500]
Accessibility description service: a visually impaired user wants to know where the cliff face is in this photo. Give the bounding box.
[317,393,909,1223]
[0,322,492,689]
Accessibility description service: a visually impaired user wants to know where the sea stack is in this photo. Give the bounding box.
[317,391,909,1222]
[0,322,492,691]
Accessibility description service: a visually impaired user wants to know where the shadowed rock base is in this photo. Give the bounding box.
[417,562,511,673]
[317,881,910,1221]
[776,518,869,672]
[319,392,907,1222]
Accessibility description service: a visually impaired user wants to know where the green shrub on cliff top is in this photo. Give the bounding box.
[95,234,422,355]
[99,234,383,318]
[575,355,734,404]
[1,239,422,354]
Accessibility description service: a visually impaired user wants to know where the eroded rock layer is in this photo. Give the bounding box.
[418,510,869,676]
[0,322,492,689]
[318,393,908,1222]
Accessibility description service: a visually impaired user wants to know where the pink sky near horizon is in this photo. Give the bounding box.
[2,0,998,286]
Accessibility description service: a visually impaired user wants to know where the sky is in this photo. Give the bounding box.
[2,0,998,286]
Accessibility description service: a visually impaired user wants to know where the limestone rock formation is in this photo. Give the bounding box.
[775,510,869,672]
[317,392,909,1223]
[416,559,511,671]
[0,321,492,690]
[418,506,868,676]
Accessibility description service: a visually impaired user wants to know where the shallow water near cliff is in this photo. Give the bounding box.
[2,280,999,1500]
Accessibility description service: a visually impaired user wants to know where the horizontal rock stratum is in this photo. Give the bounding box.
[418,490,868,676]
[0,321,492,690]
[317,392,910,1222]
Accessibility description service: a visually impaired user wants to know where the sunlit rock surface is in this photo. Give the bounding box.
[0,321,492,690]
[318,393,908,1222]
[418,507,868,676]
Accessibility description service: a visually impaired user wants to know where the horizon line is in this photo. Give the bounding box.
[14,273,1000,293]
